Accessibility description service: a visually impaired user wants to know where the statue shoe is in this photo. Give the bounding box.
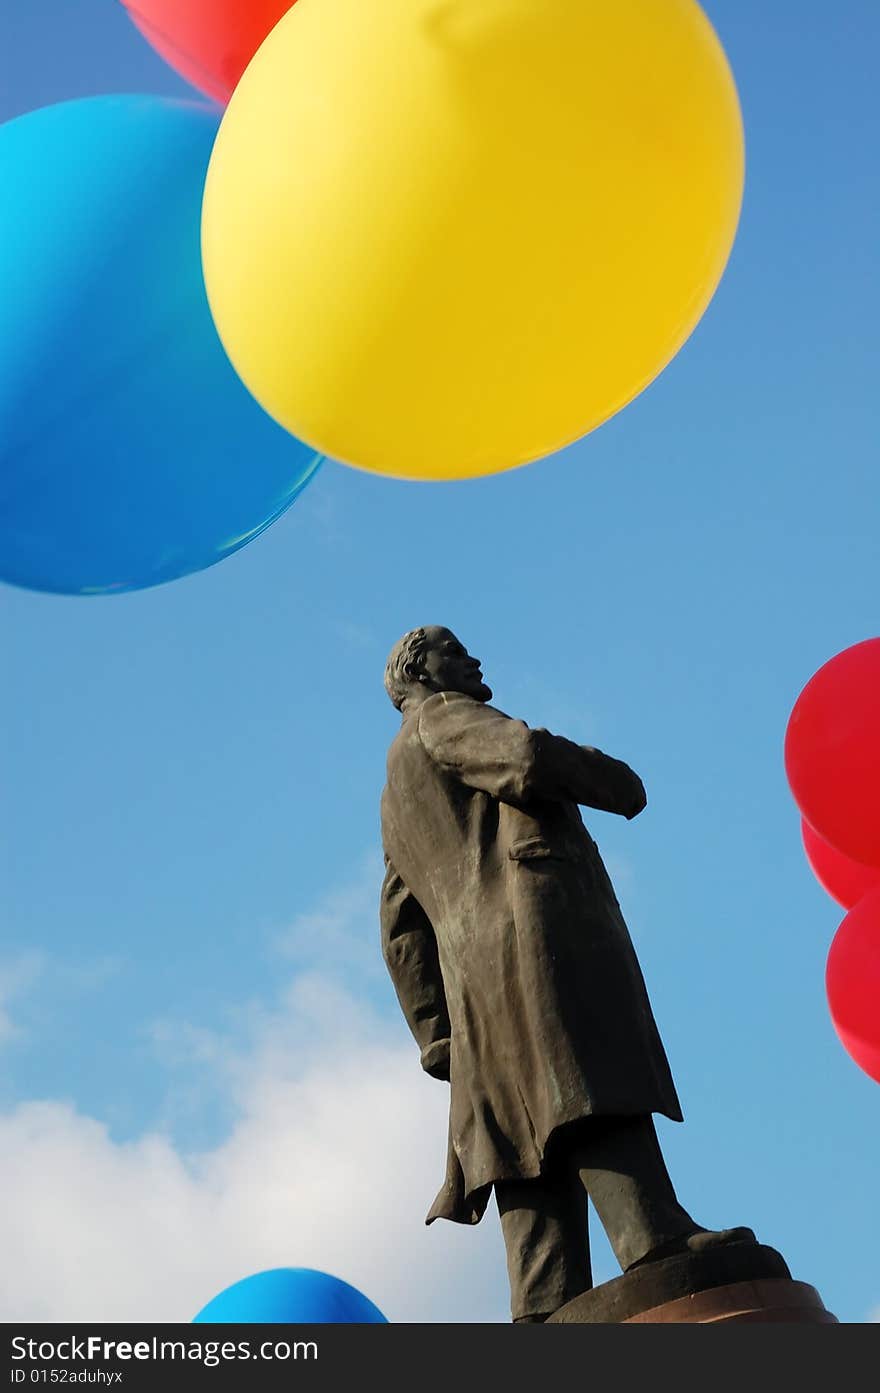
[625,1225,757,1272]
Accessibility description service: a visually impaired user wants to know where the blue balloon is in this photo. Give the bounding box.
[193,1268,388,1324]
[0,96,321,595]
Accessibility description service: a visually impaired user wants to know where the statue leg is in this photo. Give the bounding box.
[495,1154,592,1322]
[571,1115,698,1273]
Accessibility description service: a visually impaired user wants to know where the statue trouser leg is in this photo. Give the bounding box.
[495,1151,593,1321]
[571,1115,696,1273]
[495,1115,696,1319]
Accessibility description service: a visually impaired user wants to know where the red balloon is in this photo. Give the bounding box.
[122,1,297,105]
[801,818,880,910]
[826,888,880,1084]
[784,637,880,867]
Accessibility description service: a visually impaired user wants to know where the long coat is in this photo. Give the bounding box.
[380,691,682,1226]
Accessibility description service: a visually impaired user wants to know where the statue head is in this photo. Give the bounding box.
[384,626,492,712]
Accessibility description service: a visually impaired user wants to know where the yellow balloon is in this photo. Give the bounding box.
[202,0,744,481]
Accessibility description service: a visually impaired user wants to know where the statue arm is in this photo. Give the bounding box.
[380,856,452,1080]
[419,692,646,818]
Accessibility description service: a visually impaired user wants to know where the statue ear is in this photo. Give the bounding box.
[402,659,425,686]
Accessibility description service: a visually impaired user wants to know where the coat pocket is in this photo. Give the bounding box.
[508,836,568,862]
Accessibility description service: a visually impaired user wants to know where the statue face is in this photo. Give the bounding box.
[420,627,492,702]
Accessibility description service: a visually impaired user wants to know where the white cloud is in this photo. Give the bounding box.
[0,874,511,1324]
[0,952,45,1043]
[599,850,636,904]
[274,854,385,985]
[335,619,380,652]
[0,952,122,1047]
[0,1002,508,1323]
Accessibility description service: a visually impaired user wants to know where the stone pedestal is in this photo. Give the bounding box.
[546,1243,838,1324]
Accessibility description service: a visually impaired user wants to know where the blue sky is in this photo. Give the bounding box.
[1,0,878,1322]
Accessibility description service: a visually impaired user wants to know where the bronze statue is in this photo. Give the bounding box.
[380,626,754,1322]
